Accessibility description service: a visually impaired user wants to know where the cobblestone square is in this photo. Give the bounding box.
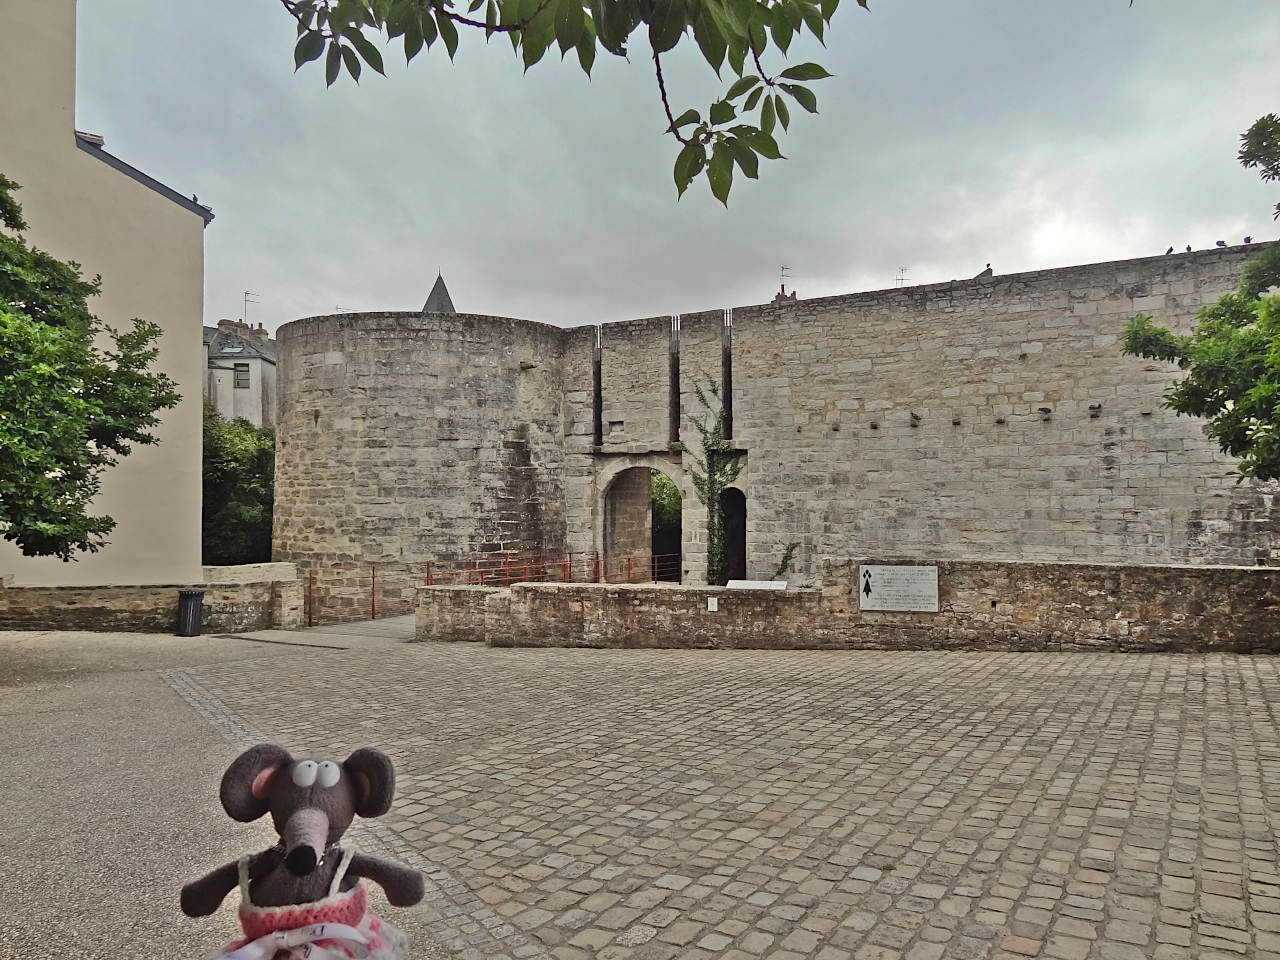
[169,641,1280,960]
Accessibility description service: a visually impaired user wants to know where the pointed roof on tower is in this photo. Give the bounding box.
[422,273,456,314]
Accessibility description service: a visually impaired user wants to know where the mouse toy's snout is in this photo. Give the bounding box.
[285,845,318,876]
[282,807,329,877]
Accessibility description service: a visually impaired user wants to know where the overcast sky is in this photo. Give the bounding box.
[76,0,1280,332]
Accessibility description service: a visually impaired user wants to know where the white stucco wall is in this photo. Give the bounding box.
[0,0,207,585]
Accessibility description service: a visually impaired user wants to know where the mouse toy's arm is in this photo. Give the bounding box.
[347,852,426,907]
[181,849,278,917]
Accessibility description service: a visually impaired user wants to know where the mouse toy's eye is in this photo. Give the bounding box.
[291,760,318,787]
[317,761,341,788]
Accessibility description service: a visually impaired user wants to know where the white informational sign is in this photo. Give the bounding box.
[727,580,788,591]
[858,565,939,612]
[707,596,719,612]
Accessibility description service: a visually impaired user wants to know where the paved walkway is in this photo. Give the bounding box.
[4,624,1278,959]
[168,636,1280,960]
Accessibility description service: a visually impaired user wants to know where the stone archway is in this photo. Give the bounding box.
[597,455,686,583]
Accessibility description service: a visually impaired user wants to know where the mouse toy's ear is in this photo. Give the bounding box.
[343,747,396,818]
[220,744,293,822]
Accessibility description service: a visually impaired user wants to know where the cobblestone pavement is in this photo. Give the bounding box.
[167,644,1280,960]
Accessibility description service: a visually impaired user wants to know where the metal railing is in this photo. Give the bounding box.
[302,551,682,626]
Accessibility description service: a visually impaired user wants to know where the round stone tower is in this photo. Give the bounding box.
[273,309,570,616]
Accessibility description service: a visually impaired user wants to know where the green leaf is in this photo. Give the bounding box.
[555,0,585,53]
[726,37,747,76]
[341,43,362,81]
[778,61,832,81]
[711,0,750,40]
[707,140,734,205]
[692,12,727,77]
[781,82,818,113]
[775,92,790,130]
[748,17,767,56]
[726,75,760,100]
[733,124,783,159]
[770,15,793,54]
[821,0,840,19]
[436,8,459,58]
[649,0,686,54]
[799,0,824,41]
[404,12,424,60]
[325,41,342,86]
[743,85,764,111]
[349,30,386,75]
[709,99,736,125]
[760,93,776,135]
[674,139,706,198]
[294,30,326,70]
[486,0,498,37]
[725,136,759,179]
[668,108,701,132]
[576,15,596,74]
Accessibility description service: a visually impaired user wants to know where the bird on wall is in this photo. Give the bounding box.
[1186,245,1192,253]
[974,263,993,279]
[1216,240,1227,247]
[1166,246,1174,255]
[1245,236,1253,244]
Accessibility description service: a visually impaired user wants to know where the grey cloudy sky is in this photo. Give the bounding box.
[75,0,1280,332]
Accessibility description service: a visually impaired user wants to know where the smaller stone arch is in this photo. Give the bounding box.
[595,454,686,583]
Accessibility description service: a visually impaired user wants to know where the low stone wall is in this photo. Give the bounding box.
[416,586,503,642]
[204,562,298,583]
[0,578,305,633]
[416,558,1280,653]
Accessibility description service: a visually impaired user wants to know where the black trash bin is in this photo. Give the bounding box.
[176,588,205,637]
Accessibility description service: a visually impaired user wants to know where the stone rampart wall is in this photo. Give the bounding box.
[417,558,1280,653]
[0,579,304,633]
[277,244,1280,590]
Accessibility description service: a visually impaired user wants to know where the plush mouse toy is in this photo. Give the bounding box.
[182,743,425,960]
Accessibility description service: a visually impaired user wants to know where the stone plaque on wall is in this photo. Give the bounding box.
[858,565,939,612]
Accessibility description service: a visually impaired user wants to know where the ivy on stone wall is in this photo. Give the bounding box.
[682,380,743,585]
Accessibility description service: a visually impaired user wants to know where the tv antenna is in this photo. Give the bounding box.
[895,267,910,287]
[243,290,260,324]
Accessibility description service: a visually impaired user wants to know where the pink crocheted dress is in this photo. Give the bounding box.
[213,849,408,960]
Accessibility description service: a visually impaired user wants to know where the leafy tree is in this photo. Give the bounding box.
[1121,109,1280,481]
[279,0,861,203]
[1122,245,1280,481]
[0,175,179,560]
[682,379,743,584]
[650,471,682,532]
[1239,113,1280,221]
[202,405,275,565]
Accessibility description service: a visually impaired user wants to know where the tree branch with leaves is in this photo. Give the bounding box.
[279,0,860,204]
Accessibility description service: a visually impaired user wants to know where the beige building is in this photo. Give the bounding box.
[0,0,211,586]
[204,320,277,427]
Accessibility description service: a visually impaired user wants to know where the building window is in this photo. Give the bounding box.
[233,363,250,389]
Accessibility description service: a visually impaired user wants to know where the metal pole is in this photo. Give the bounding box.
[307,570,315,627]
[370,564,377,620]
[626,556,633,583]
